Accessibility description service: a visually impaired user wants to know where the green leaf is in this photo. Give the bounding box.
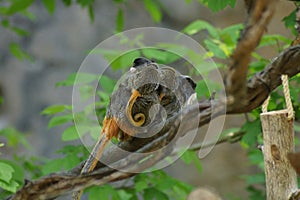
[241,119,261,148]
[143,188,169,200]
[201,0,236,12]
[61,125,81,141]
[48,115,73,128]
[88,185,119,200]
[0,160,25,191]
[0,162,14,183]
[116,9,124,32]
[10,26,30,36]
[77,0,94,7]
[9,43,32,61]
[41,159,63,175]
[110,50,141,70]
[56,144,88,155]
[134,176,148,192]
[181,150,194,164]
[183,20,219,39]
[62,154,81,169]
[258,34,291,48]
[204,39,227,59]
[20,10,36,20]
[79,85,94,101]
[0,127,31,149]
[282,10,297,35]
[143,0,162,23]
[55,72,98,87]
[195,80,209,98]
[295,123,300,133]
[96,91,110,106]
[42,0,56,14]
[243,173,265,185]
[88,5,94,21]
[181,150,202,173]
[220,23,243,45]
[248,149,264,170]
[114,0,126,3]
[247,185,265,200]
[141,48,180,64]
[0,96,3,105]
[89,126,101,140]
[0,179,19,193]
[41,105,67,115]
[62,0,72,6]
[6,0,35,15]
[1,19,10,28]
[99,76,116,93]
[117,190,133,200]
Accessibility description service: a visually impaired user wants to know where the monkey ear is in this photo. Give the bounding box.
[182,75,197,90]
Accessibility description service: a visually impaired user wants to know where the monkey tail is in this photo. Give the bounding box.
[72,135,109,200]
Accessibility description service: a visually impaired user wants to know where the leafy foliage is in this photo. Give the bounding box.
[198,0,236,12]
[86,170,193,200]
[1,1,299,200]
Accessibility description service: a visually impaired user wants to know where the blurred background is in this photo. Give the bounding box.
[0,0,295,199]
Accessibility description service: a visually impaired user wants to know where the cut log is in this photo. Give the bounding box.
[261,109,297,200]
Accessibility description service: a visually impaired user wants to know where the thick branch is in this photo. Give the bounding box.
[225,0,277,108]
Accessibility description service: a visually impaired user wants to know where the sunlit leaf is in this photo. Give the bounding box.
[204,39,227,59]
[41,105,68,115]
[183,20,219,39]
[0,162,14,183]
[0,160,24,192]
[0,179,19,193]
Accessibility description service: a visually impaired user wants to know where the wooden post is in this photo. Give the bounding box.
[261,109,297,200]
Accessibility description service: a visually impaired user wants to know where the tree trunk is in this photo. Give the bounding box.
[261,109,297,200]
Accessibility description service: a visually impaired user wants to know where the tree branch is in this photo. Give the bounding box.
[225,0,277,109]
